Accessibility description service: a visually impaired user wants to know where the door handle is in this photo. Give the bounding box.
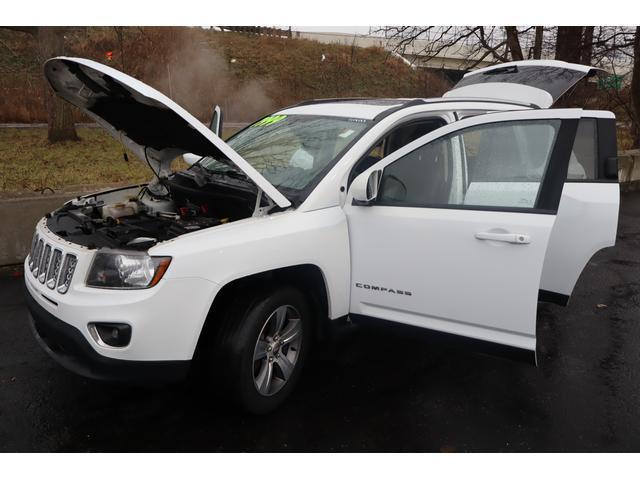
[475,232,531,244]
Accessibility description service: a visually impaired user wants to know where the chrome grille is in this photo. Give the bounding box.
[32,239,44,276]
[57,254,78,294]
[28,233,38,270]
[29,232,78,295]
[46,249,63,289]
[38,245,52,283]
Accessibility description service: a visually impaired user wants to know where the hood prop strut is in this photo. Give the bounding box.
[252,188,275,217]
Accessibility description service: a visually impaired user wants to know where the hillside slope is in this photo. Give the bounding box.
[0,27,451,123]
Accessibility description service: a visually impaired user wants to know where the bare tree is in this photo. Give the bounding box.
[586,27,638,146]
[1,26,79,142]
[380,26,639,146]
[379,27,512,70]
[505,26,524,61]
[631,27,640,147]
[113,26,126,72]
[581,26,595,65]
[532,26,544,59]
[555,26,584,63]
[379,26,560,70]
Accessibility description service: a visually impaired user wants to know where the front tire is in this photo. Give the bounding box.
[217,286,312,414]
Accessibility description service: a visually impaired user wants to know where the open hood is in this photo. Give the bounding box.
[43,57,291,208]
[444,60,606,108]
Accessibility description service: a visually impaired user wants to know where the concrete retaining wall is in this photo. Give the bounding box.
[618,149,640,191]
[0,184,130,267]
[2,151,640,267]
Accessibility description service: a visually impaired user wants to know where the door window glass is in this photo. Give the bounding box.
[378,119,561,209]
[350,118,445,183]
[567,118,597,180]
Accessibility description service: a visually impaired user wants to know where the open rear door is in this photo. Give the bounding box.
[539,111,620,304]
[444,60,604,108]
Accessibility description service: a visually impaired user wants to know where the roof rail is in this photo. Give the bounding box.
[423,97,540,109]
[373,98,426,121]
[293,97,412,107]
[283,96,537,126]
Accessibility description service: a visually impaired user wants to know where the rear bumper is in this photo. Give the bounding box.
[24,284,190,385]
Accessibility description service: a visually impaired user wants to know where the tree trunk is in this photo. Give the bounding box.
[631,27,640,148]
[580,26,595,65]
[532,26,544,59]
[505,26,524,61]
[36,27,79,143]
[555,26,584,63]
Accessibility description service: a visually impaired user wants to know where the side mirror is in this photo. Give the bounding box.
[209,105,223,136]
[351,169,382,206]
[604,156,618,180]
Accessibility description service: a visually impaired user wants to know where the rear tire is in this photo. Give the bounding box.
[215,285,312,414]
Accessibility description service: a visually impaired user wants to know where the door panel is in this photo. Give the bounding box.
[348,207,555,350]
[345,110,582,353]
[540,182,619,301]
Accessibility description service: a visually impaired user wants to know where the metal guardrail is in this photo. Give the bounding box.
[219,26,292,38]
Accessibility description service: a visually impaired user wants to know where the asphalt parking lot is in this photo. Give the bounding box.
[2,192,640,452]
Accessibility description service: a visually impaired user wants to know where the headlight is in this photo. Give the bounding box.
[86,250,171,289]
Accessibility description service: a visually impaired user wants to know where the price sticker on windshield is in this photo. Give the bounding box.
[254,115,287,127]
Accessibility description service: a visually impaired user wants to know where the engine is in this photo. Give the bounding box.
[45,171,261,250]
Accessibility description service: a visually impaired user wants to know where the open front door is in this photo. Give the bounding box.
[345,109,582,357]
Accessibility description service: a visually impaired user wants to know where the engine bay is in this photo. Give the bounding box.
[45,170,269,250]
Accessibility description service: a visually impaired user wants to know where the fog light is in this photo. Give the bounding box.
[88,323,132,347]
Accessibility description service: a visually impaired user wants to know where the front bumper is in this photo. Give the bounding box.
[25,283,191,384]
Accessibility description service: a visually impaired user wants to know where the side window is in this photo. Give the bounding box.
[349,118,445,184]
[568,118,597,180]
[384,119,446,156]
[378,119,561,210]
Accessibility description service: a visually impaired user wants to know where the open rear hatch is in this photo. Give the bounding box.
[43,56,291,208]
[444,60,605,108]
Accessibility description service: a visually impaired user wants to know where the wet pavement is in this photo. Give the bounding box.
[2,193,640,452]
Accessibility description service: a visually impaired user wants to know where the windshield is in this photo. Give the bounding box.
[198,115,370,192]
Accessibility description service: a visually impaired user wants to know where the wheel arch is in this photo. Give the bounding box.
[192,263,332,361]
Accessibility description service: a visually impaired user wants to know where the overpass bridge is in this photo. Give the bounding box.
[290,30,496,81]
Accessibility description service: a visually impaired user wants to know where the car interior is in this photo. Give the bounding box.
[349,117,447,185]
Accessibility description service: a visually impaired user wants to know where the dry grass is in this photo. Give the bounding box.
[0,128,149,192]
[0,127,241,193]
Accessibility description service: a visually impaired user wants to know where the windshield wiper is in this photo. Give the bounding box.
[196,163,252,184]
[224,169,249,180]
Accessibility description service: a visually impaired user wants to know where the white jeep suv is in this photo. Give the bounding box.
[24,57,620,413]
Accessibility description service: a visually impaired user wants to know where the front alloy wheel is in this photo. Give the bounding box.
[253,305,303,396]
[216,286,312,414]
